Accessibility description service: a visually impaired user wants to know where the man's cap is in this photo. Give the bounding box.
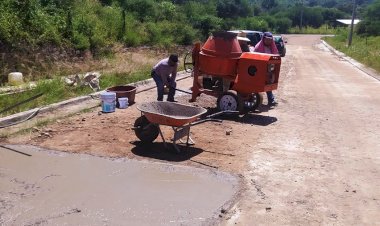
[169,54,178,63]
[263,32,273,39]
[237,31,250,42]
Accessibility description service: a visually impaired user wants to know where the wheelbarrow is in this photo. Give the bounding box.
[133,101,234,152]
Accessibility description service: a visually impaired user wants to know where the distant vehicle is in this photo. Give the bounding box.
[228,30,286,57]
[228,30,263,47]
[274,35,286,57]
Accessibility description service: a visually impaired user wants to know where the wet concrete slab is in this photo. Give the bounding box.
[0,145,239,225]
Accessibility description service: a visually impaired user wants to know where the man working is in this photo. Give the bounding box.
[237,32,251,52]
[253,32,279,106]
[151,54,178,102]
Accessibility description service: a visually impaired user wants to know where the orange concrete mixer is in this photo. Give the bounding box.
[184,31,281,112]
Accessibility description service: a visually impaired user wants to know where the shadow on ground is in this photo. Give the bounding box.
[238,114,277,126]
[204,107,277,126]
[130,141,203,162]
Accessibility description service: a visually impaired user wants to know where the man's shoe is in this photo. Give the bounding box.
[268,101,278,106]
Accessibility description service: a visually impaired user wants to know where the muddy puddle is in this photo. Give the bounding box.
[0,145,239,225]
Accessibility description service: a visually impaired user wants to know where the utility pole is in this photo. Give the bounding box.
[348,0,357,46]
[299,0,304,32]
[300,5,304,31]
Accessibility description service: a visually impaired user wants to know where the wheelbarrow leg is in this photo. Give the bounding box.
[180,129,195,146]
[172,126,195,153]
[172,140,181,153]
[158,126,168,149]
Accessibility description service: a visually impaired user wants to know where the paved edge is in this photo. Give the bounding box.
[0,71,191,127]
[321,40,380,82]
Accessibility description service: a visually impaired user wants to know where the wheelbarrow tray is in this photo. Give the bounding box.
[137,101,207,127]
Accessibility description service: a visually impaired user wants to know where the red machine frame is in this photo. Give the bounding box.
[185,31,281,113]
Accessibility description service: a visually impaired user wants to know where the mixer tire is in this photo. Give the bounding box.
[240,92,263,113]
[217,90,240,112]
[251,93,263,110]
[134,116,159,143]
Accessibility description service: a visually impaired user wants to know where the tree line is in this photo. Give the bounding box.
[0,0,378,54]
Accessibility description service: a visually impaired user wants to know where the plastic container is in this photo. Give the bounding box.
[100,92,116,113]
[118,97,129,109]
[8,72,24,86]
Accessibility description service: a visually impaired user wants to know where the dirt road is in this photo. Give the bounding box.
[223,35,380,225]
[5,35,380,225]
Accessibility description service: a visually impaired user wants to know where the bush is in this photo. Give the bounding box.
[194,15,222,38]
[324,33,380,72]
[237,17,269,31]
[145,21,179,46]
[120,14,146,47]
[174,24,198,45]
[72,33,90,50]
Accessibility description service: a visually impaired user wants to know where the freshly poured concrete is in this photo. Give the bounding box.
[0,145,238,225]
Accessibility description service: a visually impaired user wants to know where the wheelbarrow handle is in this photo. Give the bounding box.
[206,110,239,119]
[190,118,222,126]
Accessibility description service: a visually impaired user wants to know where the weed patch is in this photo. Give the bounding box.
[324,32,380,72]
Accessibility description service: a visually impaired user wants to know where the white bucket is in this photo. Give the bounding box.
[118,97,129,109]
[8,72,24,86]
[100,92,116,113]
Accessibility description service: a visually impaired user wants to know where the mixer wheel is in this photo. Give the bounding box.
[134,115,159,143]
[217,90,240,112]
[244,93,263,111]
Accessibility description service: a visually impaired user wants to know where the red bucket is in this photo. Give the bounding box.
[106,85,137,105]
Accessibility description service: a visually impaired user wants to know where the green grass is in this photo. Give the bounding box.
[324,33,380,73]
[0,67,152,117]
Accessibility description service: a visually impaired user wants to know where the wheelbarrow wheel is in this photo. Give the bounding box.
[134,116,159,143]
[217,90,241,112]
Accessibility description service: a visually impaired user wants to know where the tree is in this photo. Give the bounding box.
[274,17,292,33]
[216,0,252,18]
[194,15,222,38]
[157,1,177,21]
[357,0,380,36]
[121,0,156,22]
[261,0,278,11]
[322,0,337,8]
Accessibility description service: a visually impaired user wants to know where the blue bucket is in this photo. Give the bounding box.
[101,92,116,113]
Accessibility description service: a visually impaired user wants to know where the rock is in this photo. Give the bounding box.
[226,130,232,135]
[42,132,52,138]
[32,127,40,132]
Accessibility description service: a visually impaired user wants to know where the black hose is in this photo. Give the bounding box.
[0,93,43,115]
[0,108,41,129]
[173,87,192,95]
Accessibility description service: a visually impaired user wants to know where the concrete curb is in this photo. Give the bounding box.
[321,40,380,82]
[0,71,191,128]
